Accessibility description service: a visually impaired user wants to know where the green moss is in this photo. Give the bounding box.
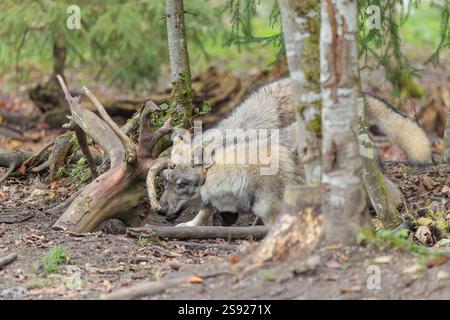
[305,112,322,136]
[292,0,318,17]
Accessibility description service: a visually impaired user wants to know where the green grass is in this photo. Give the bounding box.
[42,245,69,274]
[400,5,444,49]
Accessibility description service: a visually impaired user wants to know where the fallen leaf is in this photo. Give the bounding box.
[229,255,241,264]
[426,256,449,269]
[187,275,203,284]
[340,285,361,294]
[374,255,393,264]
[415,226,433,245]
[403,263,424,274]
[325,260,341,269]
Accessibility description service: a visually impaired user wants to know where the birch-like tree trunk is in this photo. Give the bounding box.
[166,0,193,125]
[320,0,370,245]
[279,0,322,184]
[246,1,324,266]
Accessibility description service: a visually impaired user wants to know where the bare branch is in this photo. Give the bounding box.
[74,125,98,178]
[0,253,18,269]
[82,86,136,159]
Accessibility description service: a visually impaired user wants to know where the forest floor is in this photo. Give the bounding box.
[1,49,450,299]
[2,156,450,299]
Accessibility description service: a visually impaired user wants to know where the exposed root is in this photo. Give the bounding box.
[83,86,136,160]
[0,165,15,184]
[74,125,98,178]
[146,157,170,211]
[0,149,32,184]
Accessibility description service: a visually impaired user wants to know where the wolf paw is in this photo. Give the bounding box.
[176,220,198,227]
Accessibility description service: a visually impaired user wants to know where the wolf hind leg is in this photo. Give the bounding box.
[176,207,216,227]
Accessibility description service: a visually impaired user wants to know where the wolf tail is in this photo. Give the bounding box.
[364,94,432,162]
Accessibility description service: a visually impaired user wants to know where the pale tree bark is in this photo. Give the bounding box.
[245,1,324,266]
[166,0,193,125]
[358,98,402,229]
[279,0,322,184]
[320,0,370,245]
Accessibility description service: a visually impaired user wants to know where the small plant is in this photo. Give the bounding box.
[57,166,67,178]
[70,157,91,182]
[42,245,69,274]
[259,270,275,283]
[357,228,441,257]
[137,236,149,249]
[194,101,212,115]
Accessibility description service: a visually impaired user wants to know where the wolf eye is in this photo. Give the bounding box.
[177,181,188,188]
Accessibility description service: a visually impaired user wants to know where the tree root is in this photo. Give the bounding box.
[0,149,32,184]
[52,75,172,233]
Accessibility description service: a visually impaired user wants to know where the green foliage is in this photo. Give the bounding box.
[42,245,69,274]
[223,1,448,96]
[69,157,91,182]
[357,228,439,256]
[137,236,149,249]
[0,0,221,88]
[194,100,212,115]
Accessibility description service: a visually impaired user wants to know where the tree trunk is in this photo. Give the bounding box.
[248,186,323,266]
[320,0,370,245]
[166,0,193,127]
[244,0,324,265]
[279,0,322,184]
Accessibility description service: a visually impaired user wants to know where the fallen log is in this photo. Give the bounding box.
[127,225,269,240]
[0,253,18,269]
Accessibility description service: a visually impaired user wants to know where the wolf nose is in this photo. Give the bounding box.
[156,208,167,216]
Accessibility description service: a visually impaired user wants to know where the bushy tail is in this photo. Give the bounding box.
[364,94,432,162]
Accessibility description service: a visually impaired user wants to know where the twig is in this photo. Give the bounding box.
[0,165,15,184]
[0,253,18,269]
[74,125,98,178]
[46,189,83,215]
[82,86,136,159]
[169,240,238,250]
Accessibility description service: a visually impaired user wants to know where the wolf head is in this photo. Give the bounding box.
[158,165,205,221]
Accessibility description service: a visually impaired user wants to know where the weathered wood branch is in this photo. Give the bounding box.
[74,125,98,178]
[0,149,32,184]
[127,225,269,240]
[137,100,172,168]
[146,157,170,211]
[0,253,18,269]
[83,86,136,159]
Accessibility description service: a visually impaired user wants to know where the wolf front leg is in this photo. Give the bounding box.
[176,207,216,227]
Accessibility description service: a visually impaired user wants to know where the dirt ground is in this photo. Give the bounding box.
[2,162,450,300]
